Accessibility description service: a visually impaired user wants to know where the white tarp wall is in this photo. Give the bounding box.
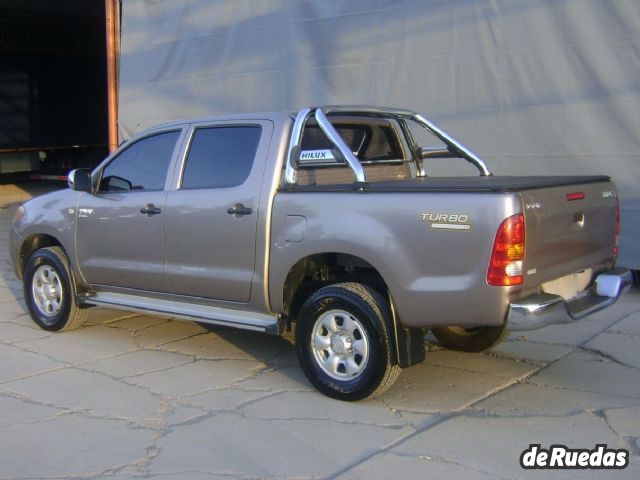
[119,0,640,267]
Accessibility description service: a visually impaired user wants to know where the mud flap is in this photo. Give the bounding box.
[389,293,425,368]
[395,324,426,368]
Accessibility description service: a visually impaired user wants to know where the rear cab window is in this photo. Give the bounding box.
[296,117,415,185]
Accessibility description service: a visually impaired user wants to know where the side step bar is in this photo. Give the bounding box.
[78,292,284,334]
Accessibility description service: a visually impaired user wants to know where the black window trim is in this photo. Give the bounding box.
[178,123,263,191]
[96,128,183,195]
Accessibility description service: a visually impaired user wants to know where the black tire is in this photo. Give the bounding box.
[23,246,87,332]
[431,324,509,353]
[296,282,400,401]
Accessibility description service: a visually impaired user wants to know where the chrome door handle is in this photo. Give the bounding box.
[227,204,253,217]
[140,204,162,216]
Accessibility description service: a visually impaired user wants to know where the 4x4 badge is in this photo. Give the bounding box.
[78,208,94,218]
[420,213,471,231]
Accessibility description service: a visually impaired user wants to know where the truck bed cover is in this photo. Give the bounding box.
[285,175,611,193]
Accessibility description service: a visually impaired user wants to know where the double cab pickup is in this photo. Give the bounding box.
[10,106,631,400]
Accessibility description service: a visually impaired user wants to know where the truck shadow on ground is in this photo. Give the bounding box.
[207,326,308,384]
[0,264,531,402]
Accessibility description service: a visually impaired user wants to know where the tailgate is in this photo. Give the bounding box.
[521,180,617,288]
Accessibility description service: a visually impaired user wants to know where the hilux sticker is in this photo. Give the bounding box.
[420,213,471,231]
[298,149,337,166]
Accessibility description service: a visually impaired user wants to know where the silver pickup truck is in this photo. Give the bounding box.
[9,106,631,401]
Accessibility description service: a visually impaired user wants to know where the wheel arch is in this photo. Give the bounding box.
[17,234,63,279]
[281,252,426,368]
[281,252,390,321]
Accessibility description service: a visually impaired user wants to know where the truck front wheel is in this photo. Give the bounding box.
[296,282,400,401]
[431,324,509,353]
[23,246,87,332]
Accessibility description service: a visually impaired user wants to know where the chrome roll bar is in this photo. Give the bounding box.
[315,108,366,183]
[284,106,491,187]
[285,107,311,185]
[411,113,491,177]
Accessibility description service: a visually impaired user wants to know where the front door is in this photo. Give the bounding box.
[76,129,182,292]
[163,121,272,302]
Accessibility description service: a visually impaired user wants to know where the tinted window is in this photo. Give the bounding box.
[182,126,261,189]
[99,130,180,192]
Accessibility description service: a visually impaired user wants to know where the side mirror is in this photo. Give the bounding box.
[102,175,133,191]
[68,169,92,192]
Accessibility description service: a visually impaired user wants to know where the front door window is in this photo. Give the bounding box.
[99,130,180,193]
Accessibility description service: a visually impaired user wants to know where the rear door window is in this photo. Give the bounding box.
[98,130,180,192]
[181,126,262,189]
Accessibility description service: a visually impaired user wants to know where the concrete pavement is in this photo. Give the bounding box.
[0,183,638,479]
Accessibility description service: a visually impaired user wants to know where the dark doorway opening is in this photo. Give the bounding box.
[0,0,108,182]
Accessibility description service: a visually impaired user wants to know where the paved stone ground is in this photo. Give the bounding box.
[0,183,638,479]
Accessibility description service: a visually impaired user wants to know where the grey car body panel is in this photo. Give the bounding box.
[268,190,522,327]
[74,126,188,292]
[10,189,82,280]
[519,181,617,289]
[75,189,171,292]
[9,107,623,333]
[163,119,274,302]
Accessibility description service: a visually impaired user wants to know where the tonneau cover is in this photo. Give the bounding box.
[285,176,611,193]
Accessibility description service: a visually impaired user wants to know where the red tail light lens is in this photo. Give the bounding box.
[488,213,525,286]
[566,192,585,201]
[614,196,620,256]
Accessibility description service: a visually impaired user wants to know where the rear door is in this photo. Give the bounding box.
[76,129,183,292]
[163,120,272,302]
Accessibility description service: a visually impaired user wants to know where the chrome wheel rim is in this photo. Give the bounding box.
[310,309,370,381]
[31,265,63,319]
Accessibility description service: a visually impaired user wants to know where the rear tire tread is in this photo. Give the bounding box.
[297,282,400,401]
[336,283,401,399]
[431,324,509,353]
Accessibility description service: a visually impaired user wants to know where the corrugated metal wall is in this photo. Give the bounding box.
[118,0,640,267]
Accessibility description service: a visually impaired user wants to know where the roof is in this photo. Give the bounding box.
[134,106,419,136]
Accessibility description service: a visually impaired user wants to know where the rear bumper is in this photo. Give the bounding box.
[507,268,633,331]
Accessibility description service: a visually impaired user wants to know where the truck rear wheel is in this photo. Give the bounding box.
[296,282,400,401]
[431,324,509,353]
[23,246,87,332]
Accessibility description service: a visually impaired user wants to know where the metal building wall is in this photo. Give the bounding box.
[118,0,640,267]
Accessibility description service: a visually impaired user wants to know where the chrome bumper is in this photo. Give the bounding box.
[507,268,633,331]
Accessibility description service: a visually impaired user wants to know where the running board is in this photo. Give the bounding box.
[78,292,283,334]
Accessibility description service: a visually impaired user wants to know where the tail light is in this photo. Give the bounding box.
[487,213,525,286]
[614,196,620,256]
